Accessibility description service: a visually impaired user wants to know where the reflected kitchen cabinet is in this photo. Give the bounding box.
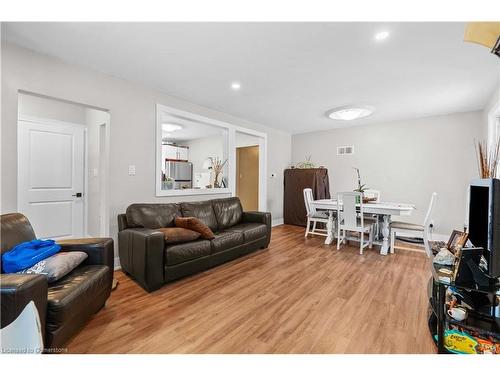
[163,144,189,161]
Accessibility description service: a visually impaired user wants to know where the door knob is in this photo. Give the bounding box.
[72,193,83,197]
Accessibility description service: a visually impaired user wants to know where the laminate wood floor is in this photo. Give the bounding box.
[66,225,437,353]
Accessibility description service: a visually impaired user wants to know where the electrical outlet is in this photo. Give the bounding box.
[128,165,136,176]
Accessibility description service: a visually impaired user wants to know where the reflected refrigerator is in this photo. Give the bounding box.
[165,160,193,189]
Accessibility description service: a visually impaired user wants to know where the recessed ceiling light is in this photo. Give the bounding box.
[231,82,241,90]
[162,123,183,132]
[326,106,375,121]
[374,31,390,41]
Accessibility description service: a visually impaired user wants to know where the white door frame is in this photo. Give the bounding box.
[488,100,500,143]
[98,122,110,236]
[488,99,500,176]
[233,129,268,212]
[17,114,111,238]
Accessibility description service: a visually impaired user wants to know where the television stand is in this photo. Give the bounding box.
[428,262,500,354]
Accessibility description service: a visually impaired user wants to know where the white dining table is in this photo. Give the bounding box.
[310,199,416,255]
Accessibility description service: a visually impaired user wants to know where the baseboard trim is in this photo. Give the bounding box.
[113,257,121,271]
[272,218,284,227]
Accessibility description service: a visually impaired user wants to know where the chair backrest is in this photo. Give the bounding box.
[363,189,381,203]
[0,213,36,258]
[423,192,438,228]
[338,192,363,229]
[303,188,317,217]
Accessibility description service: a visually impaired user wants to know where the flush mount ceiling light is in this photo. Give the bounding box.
[231,82,241,90]
[326,106,375,121]
[374,31,390,41]
[162,123,183,132]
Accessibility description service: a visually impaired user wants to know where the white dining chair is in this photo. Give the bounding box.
[363,189,381,238]
[336,192,374,254]
[303,188,329,237]
[390,192,437,257]
[0,301,44,354]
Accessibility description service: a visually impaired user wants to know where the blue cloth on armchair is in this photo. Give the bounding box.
[2,239,61,273]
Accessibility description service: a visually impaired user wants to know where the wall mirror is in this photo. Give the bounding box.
[156,104,268,208]
[156,104,231,196]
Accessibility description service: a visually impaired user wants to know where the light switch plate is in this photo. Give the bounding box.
[128,165,136,176]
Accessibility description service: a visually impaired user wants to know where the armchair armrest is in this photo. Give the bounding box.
[57,238,114,273]
[1,274,48,339]
[117,228,164,292]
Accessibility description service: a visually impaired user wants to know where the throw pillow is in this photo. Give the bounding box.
[17,251,88,283]
[175,216,215,239]
[157,227,201,244]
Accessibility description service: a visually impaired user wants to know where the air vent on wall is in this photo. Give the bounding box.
[337,146,354,155]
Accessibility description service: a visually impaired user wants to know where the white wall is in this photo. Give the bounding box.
[18,92,87,124]
[184,134,224,176]
[483,85,500,147]
[292,111,484,236]
[236,131,260,147]
[1,42,291,264]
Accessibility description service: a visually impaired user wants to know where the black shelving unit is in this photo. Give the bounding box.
[429,262,500,354]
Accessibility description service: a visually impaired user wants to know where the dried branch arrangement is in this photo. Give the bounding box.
[475,137,500,178]
[211,157,228,188]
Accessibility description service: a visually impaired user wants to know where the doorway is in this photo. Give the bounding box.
[236,145,260,211]
[17,92,110,239]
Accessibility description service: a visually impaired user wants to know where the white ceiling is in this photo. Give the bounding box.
[3,22,499,134]
[161,112,223,142]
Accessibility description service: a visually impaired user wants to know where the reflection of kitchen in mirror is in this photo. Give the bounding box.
[160,112,228,191]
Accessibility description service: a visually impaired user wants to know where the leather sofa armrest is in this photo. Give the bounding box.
[57,238,114,273]
[1,274,48,340]
[242,211,272,226]
[242,211,272,248]
[117,228,164,292]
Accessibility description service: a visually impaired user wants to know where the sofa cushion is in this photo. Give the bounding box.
[46,265,110,332]
[165,239,211,266]
[211,197,243,229]
[157,227,201,244]
[210,231,244,254]
[126,203,181,229]
[180,201,218,232]
[225,222,268,242]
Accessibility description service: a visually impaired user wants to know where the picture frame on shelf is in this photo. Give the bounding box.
[447,230,469,254]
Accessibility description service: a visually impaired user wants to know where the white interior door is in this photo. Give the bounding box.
[18,119,85,239]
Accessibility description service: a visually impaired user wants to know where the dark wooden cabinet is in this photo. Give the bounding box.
[283,168,330,226]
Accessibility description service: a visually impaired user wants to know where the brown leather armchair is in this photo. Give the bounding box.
[0,213,114,350]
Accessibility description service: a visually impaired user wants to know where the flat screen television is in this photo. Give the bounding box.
[468,178,500,278]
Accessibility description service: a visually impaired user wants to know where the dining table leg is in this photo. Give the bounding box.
[324,210,334,245]
[380,214,390,255]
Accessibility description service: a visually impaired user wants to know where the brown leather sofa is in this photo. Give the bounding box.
[118,197,271,292]
[0,213,113,349]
